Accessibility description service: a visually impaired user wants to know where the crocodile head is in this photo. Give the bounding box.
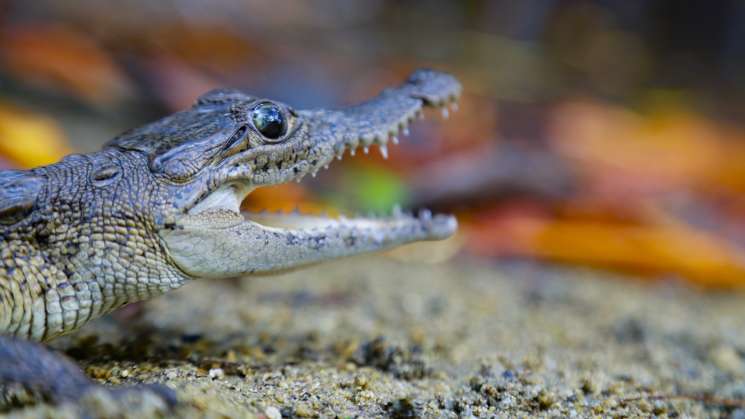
[106,69,461,278]
[0,69,461,340]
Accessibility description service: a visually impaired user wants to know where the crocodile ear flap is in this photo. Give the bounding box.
[150,138,224,182]
[0,171,44,225]
[151,146,209,182]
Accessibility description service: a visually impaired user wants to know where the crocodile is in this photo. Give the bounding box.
[0,69,461,406]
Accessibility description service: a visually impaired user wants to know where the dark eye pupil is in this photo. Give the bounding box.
[251,103,286,140]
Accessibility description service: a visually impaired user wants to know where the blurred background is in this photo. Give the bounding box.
[2,0,745,288]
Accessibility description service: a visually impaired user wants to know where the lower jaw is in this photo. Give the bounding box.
[163,202,457,279]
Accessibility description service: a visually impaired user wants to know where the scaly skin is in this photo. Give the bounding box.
[0,69,460,404]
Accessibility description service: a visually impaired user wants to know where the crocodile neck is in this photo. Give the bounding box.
[0,151,188,341]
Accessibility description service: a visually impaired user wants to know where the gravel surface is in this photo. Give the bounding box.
[7,254,745,418]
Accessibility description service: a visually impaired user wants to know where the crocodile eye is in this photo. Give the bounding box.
[251,102,287,141]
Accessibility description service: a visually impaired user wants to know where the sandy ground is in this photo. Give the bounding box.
[6,253,745,418]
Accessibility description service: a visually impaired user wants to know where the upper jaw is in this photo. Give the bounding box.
[298,69,462,179]
[236,69,462,187]
[184,69,462,218]
[184,69,461,215]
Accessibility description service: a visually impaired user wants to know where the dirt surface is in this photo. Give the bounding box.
[8,254,745,418]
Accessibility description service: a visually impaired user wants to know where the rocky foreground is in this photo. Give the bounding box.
[9,254,745,418]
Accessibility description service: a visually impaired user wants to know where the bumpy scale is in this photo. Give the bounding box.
[0,69,461,405]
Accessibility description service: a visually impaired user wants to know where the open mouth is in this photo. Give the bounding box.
[162,69,461,278]
[186,168,457,244]
[191,113,459,238]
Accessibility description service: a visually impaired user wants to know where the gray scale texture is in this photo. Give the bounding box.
[0,69,461,343]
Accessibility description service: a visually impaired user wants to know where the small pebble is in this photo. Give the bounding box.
[710,345,744,375]
[537,390,555,410]
[294,403,314,417]
[580,377,597,395]
[653,401,667,415]
[354,375,369,389]
[265,406,282,419]
[209,368,225,380]
[638,399,653,413]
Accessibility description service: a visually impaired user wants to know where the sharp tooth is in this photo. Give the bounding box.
[311,171,317,178]
[441,108,450,119]
[324,164,329,170]
[391,136,399,145]
[379,145,388,159]
[350,149,356,156]
[336,154,343,160]
[363,147,369,154]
